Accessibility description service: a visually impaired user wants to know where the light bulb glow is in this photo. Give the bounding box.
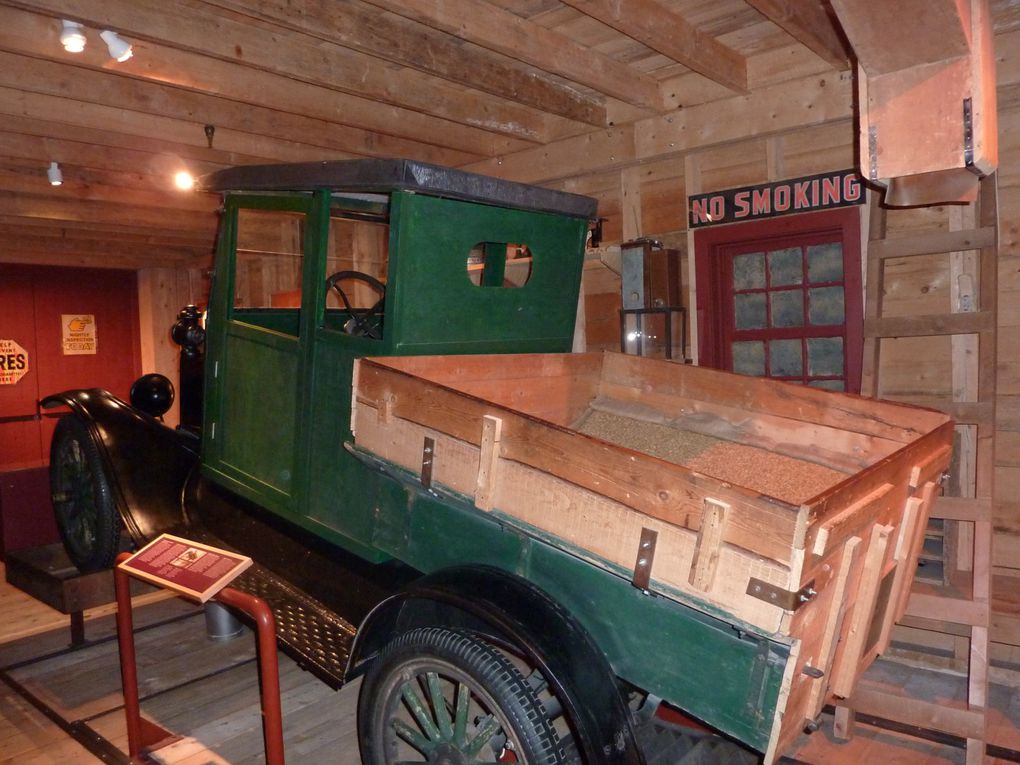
[174,170,195,191]
[60,20,86,53]
[100,30,133,62]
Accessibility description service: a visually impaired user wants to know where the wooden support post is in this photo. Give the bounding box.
[688,498,727,591]
[474,415,503,511]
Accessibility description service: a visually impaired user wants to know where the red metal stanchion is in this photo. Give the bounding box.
[114,552,143,761]
[113,552,286,765]
[215,587,285,765]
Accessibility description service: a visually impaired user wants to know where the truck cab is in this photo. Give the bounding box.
[199,160,591,561]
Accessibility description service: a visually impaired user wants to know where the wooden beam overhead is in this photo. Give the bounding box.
[0,8,485,166]
[0,231,210,269]
[10,0,565,143]
[205,0,608,127]
[463,72,852,185]
[0,191,216,232]
[828,0,971,75]
[558,0,749,94]
[362,0,670,112]
[744,0,851,70]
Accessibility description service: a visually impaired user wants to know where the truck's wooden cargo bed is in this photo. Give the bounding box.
[351,351,953,763]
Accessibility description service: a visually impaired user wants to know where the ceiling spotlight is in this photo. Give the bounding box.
[59,20,86,53]
[174,170,195,191]
[99,30,133,62]
[47,162,63,186]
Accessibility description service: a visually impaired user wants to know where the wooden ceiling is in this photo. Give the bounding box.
[0,0,1016,271]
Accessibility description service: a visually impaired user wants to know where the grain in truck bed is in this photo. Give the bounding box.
[351,350,953,763]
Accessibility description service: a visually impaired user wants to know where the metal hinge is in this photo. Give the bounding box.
[746,578,817,611]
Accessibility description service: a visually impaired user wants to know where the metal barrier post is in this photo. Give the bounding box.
[112,552,286,765]
[114,552,143,761]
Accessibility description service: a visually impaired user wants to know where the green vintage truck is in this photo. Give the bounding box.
[44,160,953,765]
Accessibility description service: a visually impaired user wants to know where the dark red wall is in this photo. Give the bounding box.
[0,264,141,553]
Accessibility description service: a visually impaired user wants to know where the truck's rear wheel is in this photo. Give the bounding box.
[49,416,121,572]
[358,627,564,765]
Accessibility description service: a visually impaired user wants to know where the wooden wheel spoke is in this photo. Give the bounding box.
[425,672,454,739]
[400,680,442,742]
[452,681,471,746]
[392,718,434,755]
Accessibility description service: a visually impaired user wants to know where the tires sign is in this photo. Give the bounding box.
[0,339,29,385]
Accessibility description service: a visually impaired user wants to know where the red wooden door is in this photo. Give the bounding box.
[0,264,141,471]
[694,208,863,392]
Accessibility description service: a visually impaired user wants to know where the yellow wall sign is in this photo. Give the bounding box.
[62,314,97,355]
[0,339,29,385]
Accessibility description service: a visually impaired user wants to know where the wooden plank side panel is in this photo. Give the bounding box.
[356,359,802,565]
[599,351,949,442]
[353,402,789,633]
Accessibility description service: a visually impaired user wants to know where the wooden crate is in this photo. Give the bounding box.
[351,351,953,763]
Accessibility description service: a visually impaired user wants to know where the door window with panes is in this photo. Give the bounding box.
[694,208,862,392]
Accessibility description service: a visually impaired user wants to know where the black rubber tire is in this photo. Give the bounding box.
[358,627,564,765]
[49,415,121,573]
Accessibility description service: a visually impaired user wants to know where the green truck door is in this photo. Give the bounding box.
[203,195,317,519]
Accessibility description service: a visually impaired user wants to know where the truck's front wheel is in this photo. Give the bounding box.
[358,627,565,765]
[49,416,121,572]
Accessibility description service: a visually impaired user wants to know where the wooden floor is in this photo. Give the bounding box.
[1,561,1018,765]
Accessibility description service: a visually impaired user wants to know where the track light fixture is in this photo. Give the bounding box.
[59,20,86,53]
[100,30,133,62]
[47,162,63,186]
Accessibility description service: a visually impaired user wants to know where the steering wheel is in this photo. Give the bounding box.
[325,270,386,339]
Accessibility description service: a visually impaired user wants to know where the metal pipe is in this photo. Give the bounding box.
[114,552,143,762]
[215,587,286,765]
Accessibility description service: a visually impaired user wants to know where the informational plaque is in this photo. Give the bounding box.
[118,533,253,602]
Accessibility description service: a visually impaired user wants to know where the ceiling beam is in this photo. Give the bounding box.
[827,0,971,75]
[0,191,216,232]
[0,218,213,249]
[558,0,749,94]
[362,0,669,112]
[0,126,228,180]
[462,72,852,184]
[744,0,851,70]
[0,8,485,166]
[0,167,218,213]
[0,82,344,166]
[0,231,210,269]
[205,0,608,126]
[12,0,567,143]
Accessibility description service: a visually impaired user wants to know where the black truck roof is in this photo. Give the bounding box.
[200,158,598,219]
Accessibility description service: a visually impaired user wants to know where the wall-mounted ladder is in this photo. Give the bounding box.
[840,174,997,765]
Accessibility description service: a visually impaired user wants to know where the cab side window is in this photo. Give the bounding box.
[323,211,389,339]
[233,207,306,337]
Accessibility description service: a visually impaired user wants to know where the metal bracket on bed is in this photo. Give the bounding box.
[632,527,658,592]
[420,437,435,489]
[746,578,817,612]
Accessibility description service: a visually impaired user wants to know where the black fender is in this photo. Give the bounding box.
[41,389,199,546]
[347,564,643,765]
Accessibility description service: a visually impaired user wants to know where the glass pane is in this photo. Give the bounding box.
[734,293,767,329]
[808,337,844,376]
[770,339,803,376]
[768,247,802,286]
[733,252,765,290]
[770,290,804,328]
[809,286,845,325]
[807,242,843,282]
[809,379,846,391]
[732,341,765,376]
[234,208,306,337]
